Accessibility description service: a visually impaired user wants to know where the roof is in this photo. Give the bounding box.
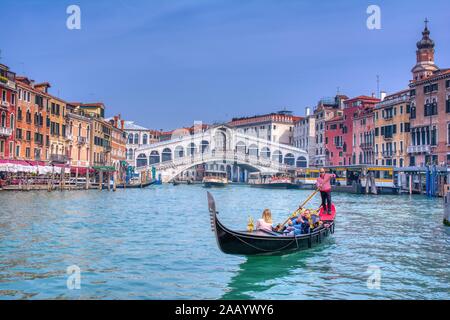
[123,121,148,131]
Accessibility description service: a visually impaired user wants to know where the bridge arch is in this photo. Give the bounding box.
[284,153,295,166]
[236,141,246,154]
[296,156,307,168]
[149,151,160,164]
[200,140,209,153]
[162,148,172,162]
[174,145,184,159]
[136,153,148,167]
[272,150,282,163]
[187,143,197,156]
[248,144,258,157]
[260,147,270,159]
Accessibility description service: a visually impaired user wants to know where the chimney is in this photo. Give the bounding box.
[113,115,119,128]
[120,120,124,130]
[380,91,387,101]
[305,107,311,116]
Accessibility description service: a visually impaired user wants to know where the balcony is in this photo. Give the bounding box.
[65,134,73,141]
[0,126,12,137]
[383,135,393,141]
[105,145,112,152]
[360,143,373,150]
[382,151,394,158]
[77,136,87,144]
[407,145,431,154]
[1,100,10,108]
[50,154,69,164]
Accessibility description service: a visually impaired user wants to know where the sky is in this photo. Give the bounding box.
[1,0,450,130]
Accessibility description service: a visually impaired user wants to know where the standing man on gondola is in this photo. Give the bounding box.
[316,168,336,215]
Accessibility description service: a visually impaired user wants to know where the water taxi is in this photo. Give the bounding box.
[248,172,295,189]
[295,165,398,194]
[203,170,228,187]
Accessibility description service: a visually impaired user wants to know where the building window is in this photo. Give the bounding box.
[410,105,416,119]
[424,102,438,116]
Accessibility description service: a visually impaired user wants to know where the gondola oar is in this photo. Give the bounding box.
[276,188,320,232]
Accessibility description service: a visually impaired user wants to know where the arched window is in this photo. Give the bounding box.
[128,133,133,144]
[162,148,172,162]
[150,151,160,164]
[10,114,14,129]
[136,153,148,167]
[188,143,197,156]
[260,147,270,159]
[69,121,73,135]
[200,140,209,153]
[78,123,82,137]
[143,134,148,145]
[87,126,90,141]
[284,153,295,166]
[174,146,184,159]
[248,144,258,157]
[134,133,139,145]
[296,156,307,168]
[1,112,6,127]
[236,141,246,154]
[272,150,282,163]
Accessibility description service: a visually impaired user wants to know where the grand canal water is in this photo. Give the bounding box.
[0,185,449,300]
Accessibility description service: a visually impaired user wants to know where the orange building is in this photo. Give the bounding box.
[15,77,50,162]
[33,83,69,166]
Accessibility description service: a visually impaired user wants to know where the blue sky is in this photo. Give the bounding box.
[2,0,450,130]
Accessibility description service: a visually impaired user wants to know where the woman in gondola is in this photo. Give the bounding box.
[255,209,274,232]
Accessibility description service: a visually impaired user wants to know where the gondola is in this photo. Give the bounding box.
[207,192,335,255]
[114,180,156,189]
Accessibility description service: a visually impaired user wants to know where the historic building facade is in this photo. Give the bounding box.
[124,120,161,163]
[313,95,347,166]
[408,21,450,166]
[66,104,92,170]
[228,110,301,146]
[293,107,316,164]
[353,105,376,165]
[374,90,411,167]
[342,96,380,165]
[0,63,16,159]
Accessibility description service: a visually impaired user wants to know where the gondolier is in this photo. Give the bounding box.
[316,168,336,215]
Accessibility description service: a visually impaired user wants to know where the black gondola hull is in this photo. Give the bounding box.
[207,192,335,256]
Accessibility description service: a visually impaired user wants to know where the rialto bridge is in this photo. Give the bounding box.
[133,125,308,183]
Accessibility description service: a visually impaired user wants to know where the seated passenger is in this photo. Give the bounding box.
[256,209,274,232]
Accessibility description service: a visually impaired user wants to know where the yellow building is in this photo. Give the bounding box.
[374,90,411,167]
[66,104,92,170]
[76,103,112,167]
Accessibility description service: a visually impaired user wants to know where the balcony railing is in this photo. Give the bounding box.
[50,154,69,163]
[1,100,10,108]
[407,145,431,154]
[360,143,373,149]
[382,151,394,158]
[77,136,87,144]
[0,126,12,137]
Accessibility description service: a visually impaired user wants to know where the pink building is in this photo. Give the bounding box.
[342,96,380,165]
[324,113,344,166]
[353,106,376,165]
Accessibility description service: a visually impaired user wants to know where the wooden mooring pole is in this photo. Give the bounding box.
[444,185,450,226]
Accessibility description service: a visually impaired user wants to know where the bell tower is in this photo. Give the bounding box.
[411,19,439,82]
